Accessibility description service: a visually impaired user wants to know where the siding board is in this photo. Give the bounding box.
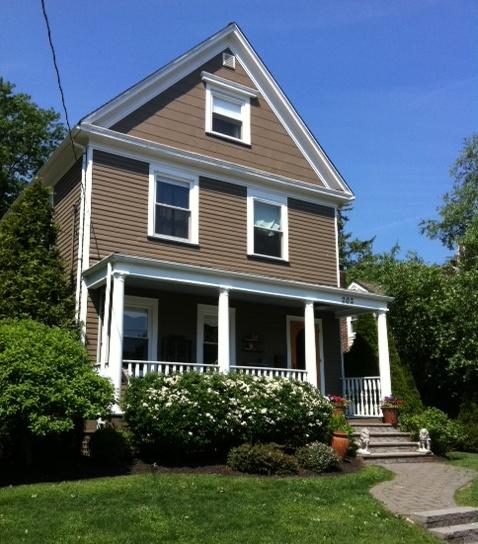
[111,53,324,186]
[89,150,337,286]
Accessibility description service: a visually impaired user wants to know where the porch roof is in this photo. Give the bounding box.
[83,254,393,316]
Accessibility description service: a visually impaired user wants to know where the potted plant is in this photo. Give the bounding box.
[381,396,405,425]
[327,394,350,416]
[330,413,353,460]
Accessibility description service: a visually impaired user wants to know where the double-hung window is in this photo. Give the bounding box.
[148,165,199,244]
[202,71,257,145]
[247,189,288,260]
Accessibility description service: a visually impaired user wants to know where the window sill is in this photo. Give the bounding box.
[147,235,200,249]
[206,131,252,148]
[247,253,290,265]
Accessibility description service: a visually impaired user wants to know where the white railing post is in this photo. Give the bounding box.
[109,271,126,411]
[304,300,317,387]
[377,310,392,398]
[217,287,230,373]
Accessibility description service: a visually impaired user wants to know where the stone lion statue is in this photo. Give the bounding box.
[356,428,370,455]
[418,428,432,452]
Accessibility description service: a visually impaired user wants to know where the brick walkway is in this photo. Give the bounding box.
[371,462,477,516]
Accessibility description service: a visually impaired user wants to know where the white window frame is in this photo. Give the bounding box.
[247,187,289,261]
[205,85,251,145]
[123,295,158,361]
[148,163,199,244]
[196,303,236,365]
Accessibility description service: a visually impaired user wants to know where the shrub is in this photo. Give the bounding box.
[457,399,478,453]
[296,442,339,473]
[89,427,133,467]
[124,372,332,461]
[0,319,114,465]
[400,407,465,456]
[227,443,298,475]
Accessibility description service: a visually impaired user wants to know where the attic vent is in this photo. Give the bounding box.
[222,52,236,70]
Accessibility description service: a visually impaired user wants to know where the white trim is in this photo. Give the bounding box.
[123,295,159,361]
[148,162,199,245]
[201,71,258,98]
[247,187,289,261]
[285,314,325,394]
[99,261,112,367]
[84,255,393,312]
[82,126,351,206]
[74,151,87,321]
[205,83,251,145]
[76,24,353,195]
[196,302,236,365]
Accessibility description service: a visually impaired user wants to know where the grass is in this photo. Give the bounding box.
[447,451,478,507]
[0,466,439,544]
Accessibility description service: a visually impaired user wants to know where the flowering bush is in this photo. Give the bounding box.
[327,395,349,408]
[227,443,298,475]
[381,396,405,409]
[124,372,332,461]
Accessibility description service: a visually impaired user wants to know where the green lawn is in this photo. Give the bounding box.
[0,466,439,544]
[447,451,478,507]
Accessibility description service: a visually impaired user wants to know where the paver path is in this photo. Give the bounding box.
[371,462,476,516]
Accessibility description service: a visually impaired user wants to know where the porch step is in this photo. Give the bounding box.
[353,432,413,444]
[367,441,419,453]
[410,507,478,529]
[429,522,478,542]
[361,451,435,463]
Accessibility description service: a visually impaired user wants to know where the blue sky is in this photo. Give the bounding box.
[2,0,477,263]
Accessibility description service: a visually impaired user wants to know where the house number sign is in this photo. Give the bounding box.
[341,296,355,304]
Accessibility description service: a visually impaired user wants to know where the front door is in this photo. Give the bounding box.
[288,318,322,389]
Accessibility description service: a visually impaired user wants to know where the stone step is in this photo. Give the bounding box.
[430,521,478,542]
[353,431,412,441]
[367,442,419,453]
[351,426,405,435]
[360,451,435,463]
[410,507,478,529]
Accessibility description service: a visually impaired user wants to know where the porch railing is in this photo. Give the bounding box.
[343,376,382,417]
[123,360,307,382]
[231,365,308,382]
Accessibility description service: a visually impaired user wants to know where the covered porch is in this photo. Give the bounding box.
[83,254,393,416]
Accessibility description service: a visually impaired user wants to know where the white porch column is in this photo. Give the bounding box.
[109,271,126,408]
[377,310,392,398]
[304,300,318,387]
[99,262,112,371]
[217,287,230,373]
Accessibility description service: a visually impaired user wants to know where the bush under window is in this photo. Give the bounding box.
[124,372,332,461]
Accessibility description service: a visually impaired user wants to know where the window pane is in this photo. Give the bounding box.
[213,96,242,120]
[123,337,149,361]
[254,201,281,231]
[124,309,148,338]
[156,180,189,209]
[254,227,282,257]
[156,205,190,239]
[204,315,218,343]
[212,114,242,139]
[203,343,218,365]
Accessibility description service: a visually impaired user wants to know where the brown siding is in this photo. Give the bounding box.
[111,53,323,186]
[86,290,102,361]
[53,160,82,283]
[89,150,337,286]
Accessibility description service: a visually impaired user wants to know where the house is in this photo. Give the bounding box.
[39,23,393,417]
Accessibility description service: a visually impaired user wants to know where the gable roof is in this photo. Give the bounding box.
[80,22,353,197]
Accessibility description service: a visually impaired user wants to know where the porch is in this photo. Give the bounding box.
[84,254,393,416]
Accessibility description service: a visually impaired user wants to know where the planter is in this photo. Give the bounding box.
[333,406,346,416]
[382,407,399,426]
[331,431,350,460]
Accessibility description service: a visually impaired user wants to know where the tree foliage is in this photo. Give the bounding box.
[421,133,478,269]
[337,205,375,272]
[0,78,65,217]
[0,180,75,329]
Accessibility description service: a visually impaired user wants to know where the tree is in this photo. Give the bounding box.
[337,205,375,272]
[421,134,478,269]
[0,78,65,217]
[0,319,113,465]
[0,180,75,329]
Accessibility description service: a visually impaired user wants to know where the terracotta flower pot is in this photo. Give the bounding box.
[333,406,346,416]
[382,407,399,426]
[331,431,350,460]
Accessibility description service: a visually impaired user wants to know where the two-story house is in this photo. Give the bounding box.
[39,23,393,417]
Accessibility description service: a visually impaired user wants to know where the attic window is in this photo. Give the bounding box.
[202,72,257,145]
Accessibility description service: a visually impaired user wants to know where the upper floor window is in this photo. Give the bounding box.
[247,188,288,261]
[148,165,199,244]
[202,71,257,145]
